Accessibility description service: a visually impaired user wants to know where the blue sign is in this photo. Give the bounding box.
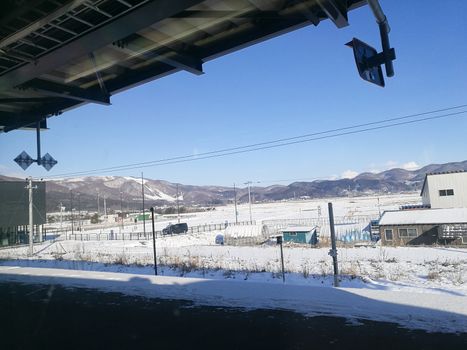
[40,153,58,171]
[14,151,34,170]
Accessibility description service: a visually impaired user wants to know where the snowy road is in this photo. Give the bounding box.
[3,281,466,350]
[1,266,466,333]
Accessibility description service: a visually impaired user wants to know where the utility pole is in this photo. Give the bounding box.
[176,184,180,223]
[97,190,100,220]
[277,236,285,283]
[317,205,322,227]
[328,202,339,287]
[150,207,158,276]
[77,193,81,231]
[233,183,238,224]
[103,196,107,217]
[70,190,74,236]
[26,177,36,256]
[120,191,124,231]
[58,202,63,232]
[377,197,381,217]
[141,172,146,237]
[244,181,253,223]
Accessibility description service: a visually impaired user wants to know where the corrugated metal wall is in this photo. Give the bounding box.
[425,173,467,208]
[0,181,46,227]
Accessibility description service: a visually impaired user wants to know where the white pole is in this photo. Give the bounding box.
[59,202,63,232]
[233,183,238,224]
[38,181,42,243]
[28,177,34,256]
[104,196,107,217]
[141,172,146,237]
[247,182,252,223]
[176,184,180,224]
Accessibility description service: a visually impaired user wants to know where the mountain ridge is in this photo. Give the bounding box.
[1,160,466,211]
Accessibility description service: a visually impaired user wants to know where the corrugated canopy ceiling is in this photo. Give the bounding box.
[0,0,366,132]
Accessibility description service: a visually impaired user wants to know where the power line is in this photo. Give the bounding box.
[45,108,467,179]
[43,105,467,179]
[130,110,466,168]
[247,176,335,185]
[46,104,467,177]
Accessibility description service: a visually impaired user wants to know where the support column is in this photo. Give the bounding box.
[27,177,34,255]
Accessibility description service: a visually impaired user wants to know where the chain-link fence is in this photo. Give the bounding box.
[263,215,377,243]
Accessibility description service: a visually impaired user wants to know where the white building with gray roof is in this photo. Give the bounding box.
[421,171,467,209]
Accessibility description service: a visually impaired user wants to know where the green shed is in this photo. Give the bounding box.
[281,226,317,245]
[136,213,150,221]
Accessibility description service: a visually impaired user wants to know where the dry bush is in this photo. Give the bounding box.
[114,252,128,265]
[451,265,465,285]
[223,270,235,279]
[427,268,440,281]
[318,259,329,277]
[369,260,385,279]
[301,262,310,279]
[340,261,359,278]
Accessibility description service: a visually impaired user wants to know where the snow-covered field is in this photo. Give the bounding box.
[1,193,466,333]
[70,193,421,234]
[1,237,465,294]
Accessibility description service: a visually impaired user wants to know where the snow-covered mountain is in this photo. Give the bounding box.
[1,160,467,211]
[43,176,242,211]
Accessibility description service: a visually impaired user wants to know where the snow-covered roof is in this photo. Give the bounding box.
[281,226,315,232]
[379,208,467,225]
[224,224,267,238]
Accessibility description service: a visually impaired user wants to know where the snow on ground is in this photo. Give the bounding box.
[67,193,421,234]
[1,193,466,333]
[1,238,465,296]
[0,266,466,334]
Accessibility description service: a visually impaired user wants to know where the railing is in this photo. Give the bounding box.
[264,216,377,243]
[66,220,255,241]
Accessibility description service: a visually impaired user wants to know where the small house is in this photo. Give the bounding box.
[281,226,317,245]
[378,207,467,246]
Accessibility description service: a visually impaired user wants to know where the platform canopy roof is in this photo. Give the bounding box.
[0,0,366,132]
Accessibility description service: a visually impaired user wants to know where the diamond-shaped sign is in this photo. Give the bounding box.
[40,153,57,171]
[346,38,385,87]
[14,151,34,170]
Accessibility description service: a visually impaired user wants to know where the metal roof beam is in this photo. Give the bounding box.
[0,0,90,50]
[316,0,348,28]
[171,10,317,23]
[159,52,203,75]
[120,36,204,75]
[21,79,111,105]
[0,0,205,92]
[201,17,312,62]
[0,111,47,132]
[107,62,178,95]
[82,2,113,18]
[0,97,62,103]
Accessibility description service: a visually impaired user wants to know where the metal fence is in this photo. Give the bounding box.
[66,220,255,241]
[263,215,377,243]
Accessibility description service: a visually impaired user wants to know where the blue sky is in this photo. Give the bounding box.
[1,0,467,186]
